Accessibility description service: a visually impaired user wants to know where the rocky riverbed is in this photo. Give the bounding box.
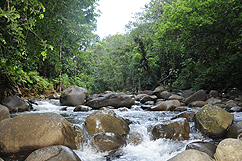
[1,86,242,160]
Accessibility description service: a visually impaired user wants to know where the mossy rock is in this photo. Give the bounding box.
[195,104,234,139]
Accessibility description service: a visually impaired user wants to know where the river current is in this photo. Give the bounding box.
[14,99,242,161]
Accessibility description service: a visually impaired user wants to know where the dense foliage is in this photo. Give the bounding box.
[1,0,241,98]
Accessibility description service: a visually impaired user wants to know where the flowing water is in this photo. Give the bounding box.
[15,99,224,161]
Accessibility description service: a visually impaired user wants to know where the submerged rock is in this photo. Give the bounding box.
[85,108,130,136]
[25,145,81,161]
[0,113,76,156]
[152,118,190,141]
[194,104,234,139]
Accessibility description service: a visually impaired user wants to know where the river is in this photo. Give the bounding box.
[13,99,242,161]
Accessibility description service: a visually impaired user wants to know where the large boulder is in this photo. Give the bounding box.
[85,108,130,136]
[184,89,207,105]
[214,138,242,161]
[150,100,181,111]
[152,118,189,141]
[86,93,134,109]
[168,149,215,161]
[209,90,219,98]
[60,85,88,106]
[194,104,234,139]
[0,113,76,156]
[0,105,10,121]
[1,95,29,112]
[160,91,172,100]
[25,145,81,161]
[181,88,196,98]
[92,132,126,151]
[152,86,165,98]
[206,97,222,105]
[225,121,242,138]
[186,141,217,159]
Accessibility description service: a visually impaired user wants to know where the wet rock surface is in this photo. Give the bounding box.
[195,104,234,139]
[152,118,190,141]
[2,87,242,160]
[60,85,88,106]
[186,141,217,158]
[1,95,29,113]
[86,93,134,109]
[0,113,76,156]
[92,132,126,152]
[84,108,130,136]
[25,145,81,161]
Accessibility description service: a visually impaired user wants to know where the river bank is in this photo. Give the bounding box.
[1,86,242,160]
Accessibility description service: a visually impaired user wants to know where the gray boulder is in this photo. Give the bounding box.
[160,91,171,100]
[186,141,217,158]
[195,104,234,139]
[181,88,196,98]
[0,105,10,121]
[206,97,222,105]
[209,90,219,98]
[152,86,165,98]
[185,89,207,105]
[1,95,29,112]
[225,121,242,138]
[86,93,134,109]
[152,118,189,141]
[0,113,76,155]
[60,85,88,106]
[25,145,81,161]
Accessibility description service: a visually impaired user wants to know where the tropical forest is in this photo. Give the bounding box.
[0,0,242,97]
